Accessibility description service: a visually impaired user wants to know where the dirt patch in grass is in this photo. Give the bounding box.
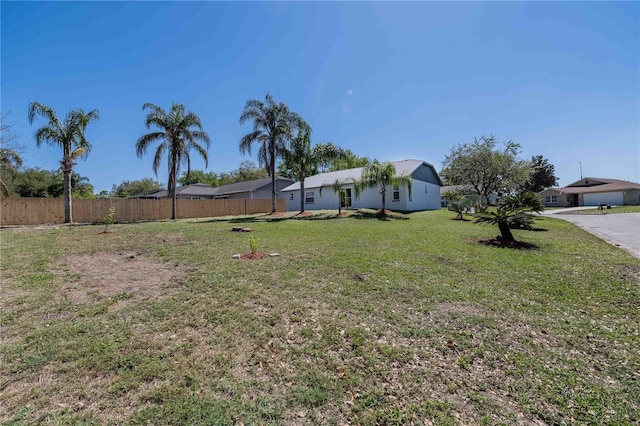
[54,253,187,306]
[239,251,268,260]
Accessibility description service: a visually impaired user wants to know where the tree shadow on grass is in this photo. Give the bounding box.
[476,238,540,250]
[192,209,413,224]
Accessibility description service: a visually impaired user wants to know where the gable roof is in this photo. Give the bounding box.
[131,183,218,199]
[281,159,442,191]
[214,177,293,196]
[559,177,640,195]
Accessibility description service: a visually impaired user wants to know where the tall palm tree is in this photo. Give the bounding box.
[136,102,211,220]
[28,101,99,223]
[283,118,343,213]
[239,93,298,213]
[355,160,412,214]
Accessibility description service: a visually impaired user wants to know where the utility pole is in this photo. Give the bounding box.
[579,162,583,179]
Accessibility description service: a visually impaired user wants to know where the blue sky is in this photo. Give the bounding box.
[2,1,638,193]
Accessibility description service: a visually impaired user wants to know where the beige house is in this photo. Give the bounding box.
[539,177,640,207]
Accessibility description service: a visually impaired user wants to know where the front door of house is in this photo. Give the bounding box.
[342,188,352,208]
[572,194,579,207]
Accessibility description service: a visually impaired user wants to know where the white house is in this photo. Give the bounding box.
[281,159,443,212]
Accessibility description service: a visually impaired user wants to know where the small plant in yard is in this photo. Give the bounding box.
[249,235,259,254]
[102,206,116,233]
[447,197,472,220]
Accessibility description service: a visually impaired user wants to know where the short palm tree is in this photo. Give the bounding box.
[28,101,99,223]
[355,160,412,213]
[498,191,544,213]
[474,207,535,242]
[136,102,211,220]
[239,93,297,213]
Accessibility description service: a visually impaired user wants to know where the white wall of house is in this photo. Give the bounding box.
[283,179,440,211]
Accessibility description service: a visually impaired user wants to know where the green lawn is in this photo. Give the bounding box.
[559,205,640,215]
[1,209,638,425]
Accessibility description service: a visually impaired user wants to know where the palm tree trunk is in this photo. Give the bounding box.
[498,222,515,241]
[380,187,386,212]
[299,171,305,213]
[63,169,72,223]
[270,144,277,213]
[169,163,177,220]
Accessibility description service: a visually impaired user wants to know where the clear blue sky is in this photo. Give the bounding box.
[2,1,638,193]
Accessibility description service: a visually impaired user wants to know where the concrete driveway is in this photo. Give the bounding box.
[542,209,640,258]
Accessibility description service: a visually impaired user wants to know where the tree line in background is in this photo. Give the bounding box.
[1,96,559,222]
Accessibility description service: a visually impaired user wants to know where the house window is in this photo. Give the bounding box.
[305,191,314,204]
[545,195,558,204]
[392,185,400,202]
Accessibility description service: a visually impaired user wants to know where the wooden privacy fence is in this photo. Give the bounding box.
[0,198,285,226]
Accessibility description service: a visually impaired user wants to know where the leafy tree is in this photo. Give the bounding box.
[323,147,370,173]
[28,101,99,223]
[12,168,57,197]
[110,178,163,198]
[440,135,532,205]
[0,148,22,196]
[354,160,412,213]
[236,160,268,182]
[136,102,211,220]
[1,113,25,196]
[239,93,298,213]
[522,155,558,193]
[177,169,219,186]
[12,168,92,198]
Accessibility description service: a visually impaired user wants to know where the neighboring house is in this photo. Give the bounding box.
[212,177,294,200]
[539,177,640,207]
[131,183,218,200]
[130,177,294,201]
[439,184,499,207]
[281,159,443,212]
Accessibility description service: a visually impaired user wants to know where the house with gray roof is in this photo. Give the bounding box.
[212,177,294,199]
[131,183,218,200]
[281,159,443,212]
[130,177,294,201]
[539,177,640,207]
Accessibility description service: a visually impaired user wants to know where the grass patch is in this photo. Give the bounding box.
[559,205,640,215]
[1,210,639,424]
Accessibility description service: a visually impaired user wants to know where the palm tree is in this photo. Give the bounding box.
[239,93,298,213]
[355,160,412,213]
[474,208,535,242]
[136,102,211,220]
[28,101,99,223]
[331,179,347,216]
[284,118,343,213]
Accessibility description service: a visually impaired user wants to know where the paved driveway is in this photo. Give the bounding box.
[543,210,640,258]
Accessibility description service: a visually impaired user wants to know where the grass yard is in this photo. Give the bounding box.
[559,205,640,215]
[1,209,639,425]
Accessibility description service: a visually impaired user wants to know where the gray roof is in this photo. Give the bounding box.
[130,178,294,198]
[214,177,294,196]
[282,159,442,191]
[132,183,218,199]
